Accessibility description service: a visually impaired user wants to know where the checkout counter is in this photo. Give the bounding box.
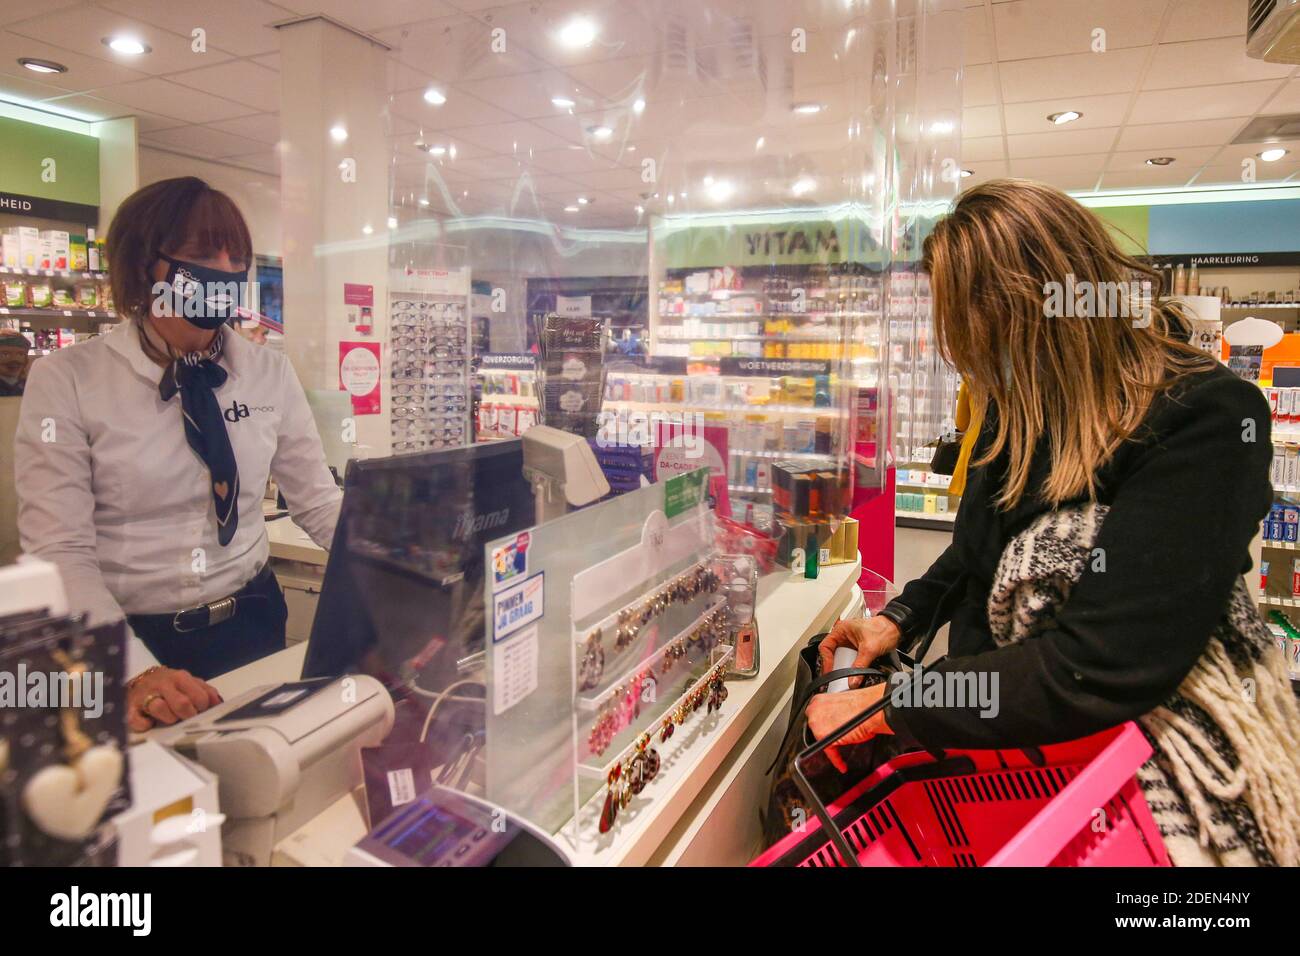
[202,558,862,866]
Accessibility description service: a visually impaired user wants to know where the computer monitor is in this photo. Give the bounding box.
[301,439,535,700]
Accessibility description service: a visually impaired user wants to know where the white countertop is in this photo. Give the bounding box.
[206,559,862,866]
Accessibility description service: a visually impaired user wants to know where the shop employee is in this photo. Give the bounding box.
[14,177,342,731]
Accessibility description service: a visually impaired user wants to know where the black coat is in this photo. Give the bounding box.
[881,362,1273,749]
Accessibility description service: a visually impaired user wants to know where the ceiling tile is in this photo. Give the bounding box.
[434,119,575,154]
[1142,37,1294,90]
[1116,118,1248,151]
[959,135,1006,162]
[992,0,1167,60]
[962,63,996,107]
[0,29,149,93]
[457,69,601,120]
[140,123,265,159]
[0,70,68,103]
[1107,146,1219,171]
[0,1,82,28]
[1161,0,1250,43]
[962,104,1003,137]
[963,6,991,66]
[1265,78,1300,114]
[170,60,280,109]
[98,0,292,57]
[1100,165,1196,189]
[35,91,141,121]
[93,76,258,122]
[7,4,234,75]
[1128,80,1281,124]
[271,0,459,32]
[1007,126,1120,158]
[560,55,652,99]
[999,48,1146,103]
[388,85,518,129]
[375,14,548,81]
[206,112,281,144]
[1002,92,1131,135]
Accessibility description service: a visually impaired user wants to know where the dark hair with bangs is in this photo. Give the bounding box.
[107,177,254,321]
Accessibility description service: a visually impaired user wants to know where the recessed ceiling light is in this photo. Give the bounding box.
[577,196,589,205]
[362,224,374,235]
[558,16,597,48]
[387,217,398,229]
[551,95,576,109]
[18,57,67,74]
[632,97,645,114]
[1047,110,1082,125]
[755,136,765,150]
[707,179,735,202]
[428,145,446,156]
[1145,156,1175,166]
[635,204,644,214]
[418,198,430,207]
[929,120,955,135]
[329,125,348,142]
[626,145,636,152]
[588,125,613,141]
[1259,147,1289,162]
[792,102,823,115]
[564,204,580,212]
[449,144,457,160]
[103,35,150,56]
[792,176,816,196]
[959,168,974,178]
[423,87,446,105]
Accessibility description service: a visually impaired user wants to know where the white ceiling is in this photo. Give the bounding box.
[1,0,1298,228]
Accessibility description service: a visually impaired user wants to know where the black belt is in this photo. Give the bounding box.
[149,566,275,634]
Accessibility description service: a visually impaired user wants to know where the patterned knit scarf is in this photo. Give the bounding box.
[987,503,1300,866]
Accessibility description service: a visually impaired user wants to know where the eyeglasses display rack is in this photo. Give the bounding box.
[387,268,471,455]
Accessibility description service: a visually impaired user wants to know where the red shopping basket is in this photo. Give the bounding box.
[751,720,1170,868]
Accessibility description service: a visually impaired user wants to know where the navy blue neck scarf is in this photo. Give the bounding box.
[157,332,239,546]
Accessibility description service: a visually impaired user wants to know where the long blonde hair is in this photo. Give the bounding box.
[923,179,1213,508]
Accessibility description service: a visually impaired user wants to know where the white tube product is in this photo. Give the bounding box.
[827,646,859,693]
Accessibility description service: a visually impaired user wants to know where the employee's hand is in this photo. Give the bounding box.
[127,667,222,732]
[806,683,892,773]
[818,616,901,688]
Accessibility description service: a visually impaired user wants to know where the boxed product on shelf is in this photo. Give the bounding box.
[587,439,654,494]
[3,278,25,308]
[1,232,18,269]
[27,281,52,309]
[40,231,70,271]
[11,227,40,269]
[69,234,88,272]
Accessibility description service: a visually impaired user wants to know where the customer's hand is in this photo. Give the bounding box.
[127,668,222,732]
[806,683,892,773]
[818,616,901,688]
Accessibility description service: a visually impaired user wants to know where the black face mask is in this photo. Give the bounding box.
[155,253,249,330]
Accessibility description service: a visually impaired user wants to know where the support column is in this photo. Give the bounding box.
[276,15,391,455]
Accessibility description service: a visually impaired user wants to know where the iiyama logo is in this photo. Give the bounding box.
[454,508,509,540]
[223,400,275,423]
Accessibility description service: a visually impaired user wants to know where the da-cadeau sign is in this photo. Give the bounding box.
[339,341,381,415]
[653,421,729,516]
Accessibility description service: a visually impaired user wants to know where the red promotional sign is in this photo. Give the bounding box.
[339,341,381,415]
